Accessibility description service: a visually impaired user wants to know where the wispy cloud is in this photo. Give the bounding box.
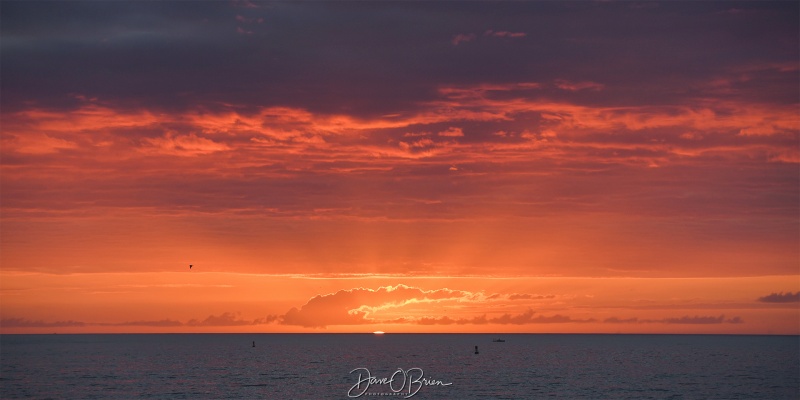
[451,33,476,46]
[107,319,183,327]
[416,309,593,325]
[508,293,556,300]
[1,314,262,328]
[484,30,527,38]
[662,315,743,324]
[0,318,86,328]
[143,133,230,156]
[452,30,526,46]
[11,133,78,155]
[437,127,464,137]
[187,312,265,326]
[603,315,744,324]
[554,79,605,92]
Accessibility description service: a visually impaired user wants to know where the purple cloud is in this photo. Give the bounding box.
[757,292,800,303]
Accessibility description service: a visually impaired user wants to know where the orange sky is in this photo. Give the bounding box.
[1,2,798,334]
[1,273,798,334]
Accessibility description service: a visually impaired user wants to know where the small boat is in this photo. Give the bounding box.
[492,338,505,342]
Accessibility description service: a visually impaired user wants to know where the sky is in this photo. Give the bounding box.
[1,1,798,334]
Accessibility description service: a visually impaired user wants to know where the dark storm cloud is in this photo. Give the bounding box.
[2,1,796,116]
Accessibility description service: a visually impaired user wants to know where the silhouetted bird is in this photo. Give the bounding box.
[189,265,193,270]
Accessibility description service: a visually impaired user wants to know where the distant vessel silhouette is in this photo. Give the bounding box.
[492,338,505,342]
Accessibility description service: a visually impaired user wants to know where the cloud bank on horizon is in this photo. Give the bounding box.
[266,284,748,328]
[4,284,767,329]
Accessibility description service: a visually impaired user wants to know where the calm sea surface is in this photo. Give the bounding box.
[1,334,797,399]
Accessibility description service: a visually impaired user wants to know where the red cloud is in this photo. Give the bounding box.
[10,133,78,154]
[8,88,793,173]
[451,33,476,46]
[484,30,527,38]
[144,133,230,156]
[437,127,464,137]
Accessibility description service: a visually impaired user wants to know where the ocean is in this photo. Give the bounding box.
[1,334,797,399]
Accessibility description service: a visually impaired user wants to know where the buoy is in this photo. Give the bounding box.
[252,341,256,347]
[474,345,479,354]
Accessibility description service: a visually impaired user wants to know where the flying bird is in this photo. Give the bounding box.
[189,264,193,270]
